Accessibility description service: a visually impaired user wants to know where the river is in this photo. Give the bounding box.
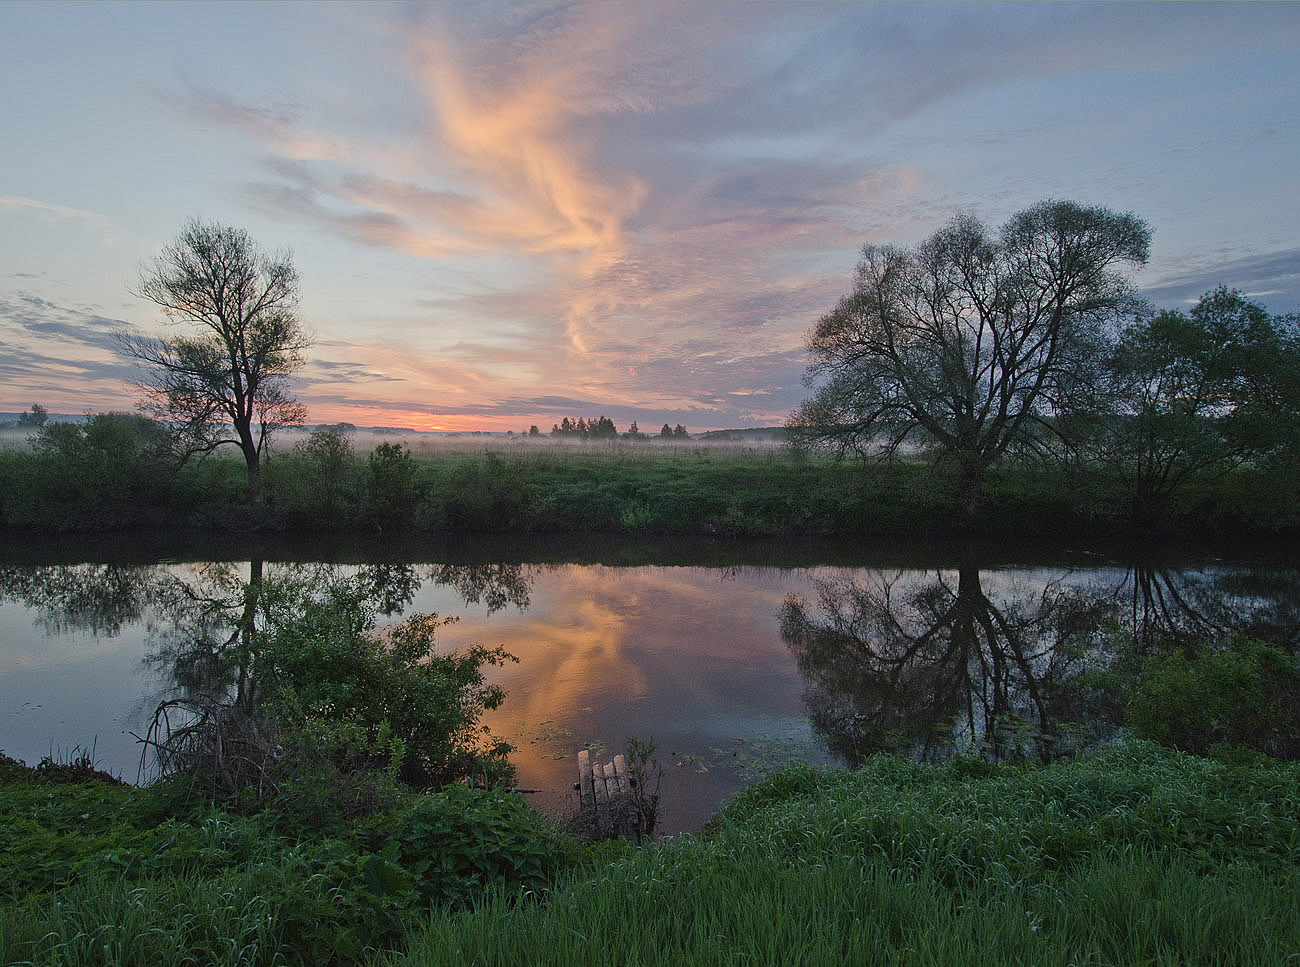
[2,533,1296,833]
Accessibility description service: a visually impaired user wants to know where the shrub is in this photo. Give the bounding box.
[2,413,173,529]
[361,783,570,908]
[253,582,518,791]
[365,441,421,527]
[1126,634,1300,758]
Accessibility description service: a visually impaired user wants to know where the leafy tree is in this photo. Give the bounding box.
[528,425,540,436]
[624,421,643,440]
[290,426,359,524]
[1096,287,1298,519]
[660,423,673,438]
[673,424,689,439]
[17,403,47,428]
[364,441,420,527]
[789,200,1151,517]
[119,218,311,505]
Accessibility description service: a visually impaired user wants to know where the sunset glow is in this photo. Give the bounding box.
[3,2,1299,431]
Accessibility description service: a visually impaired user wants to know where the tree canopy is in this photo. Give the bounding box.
[789,200,1151,515]
[119,218,311,505]
[1095,286,1300,518]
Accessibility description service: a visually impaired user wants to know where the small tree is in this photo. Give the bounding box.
[293,426,358,523]
[790,200,1151,517]
[365,441,419,527]
[119,218,311,505]
[17,403,48,428]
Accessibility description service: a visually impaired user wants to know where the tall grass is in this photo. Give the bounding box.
[5,742,1298,965]
[386,742,1300,967]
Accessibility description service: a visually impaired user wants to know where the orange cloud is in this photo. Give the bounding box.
[408,31,646,260]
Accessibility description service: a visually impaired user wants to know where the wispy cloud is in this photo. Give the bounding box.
[1141,247,1300,312]
[0,294,137,408]
[0,195,109,226]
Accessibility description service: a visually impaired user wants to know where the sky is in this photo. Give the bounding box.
[3,1,1299,433]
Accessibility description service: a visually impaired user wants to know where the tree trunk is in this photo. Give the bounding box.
[237,425,263,507]
[235,558,264,713]
[957,458,986,521]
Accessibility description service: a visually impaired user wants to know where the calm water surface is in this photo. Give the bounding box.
[2,536,1296,833]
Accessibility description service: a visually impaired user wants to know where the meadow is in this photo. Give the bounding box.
[3,421,1298,539]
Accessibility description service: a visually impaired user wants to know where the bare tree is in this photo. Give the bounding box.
[789,201,1150,517]
[119,219,311,505]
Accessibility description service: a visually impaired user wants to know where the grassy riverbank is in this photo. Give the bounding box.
[3,429,1299,539]
[5,741,1298,966]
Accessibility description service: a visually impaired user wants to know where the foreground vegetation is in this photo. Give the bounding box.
[4,741,1298,966]
[394,743,1300,967]
[3,420,1299,539]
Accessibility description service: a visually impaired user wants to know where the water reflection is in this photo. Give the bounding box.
[1115,563,1300,653]
[780,566,1119,763]
[2,551,1297,832]
[0,560,533,779]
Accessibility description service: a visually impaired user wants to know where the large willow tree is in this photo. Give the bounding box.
[119,219,311,505]
[790,201,1150,517]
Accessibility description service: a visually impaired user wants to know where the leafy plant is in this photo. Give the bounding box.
[1125,633,1300,758]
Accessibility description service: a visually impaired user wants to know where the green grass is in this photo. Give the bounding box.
[4,742,1299,965]
[0,755,572,966]
[385,742,1300,967]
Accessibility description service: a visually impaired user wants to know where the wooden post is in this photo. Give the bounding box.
[612,754,631,795]
[578,748,594,809]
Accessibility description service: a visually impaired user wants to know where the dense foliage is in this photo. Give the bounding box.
[137,570,518,816]
[0,754,570,966]
[1125,634,1300,759]
[792,202,1300,524]
[790,200,1152,516]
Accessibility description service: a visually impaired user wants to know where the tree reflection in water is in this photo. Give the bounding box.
[0,562,182,637]
[779,566,1121,765]
[1113,562,1300,654]
[780,559,1300,766]
[0,559,536,778]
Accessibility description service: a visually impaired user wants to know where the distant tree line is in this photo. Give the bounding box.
[545,417,690,440]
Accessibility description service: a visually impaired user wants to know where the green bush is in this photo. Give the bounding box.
[361,783,570,908]
[365,441,422,528]
[252,577,518,792]
[1,413,175,529]
[0,753,569,965]
[1126,633,1300,758]
[266,427,362,527]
